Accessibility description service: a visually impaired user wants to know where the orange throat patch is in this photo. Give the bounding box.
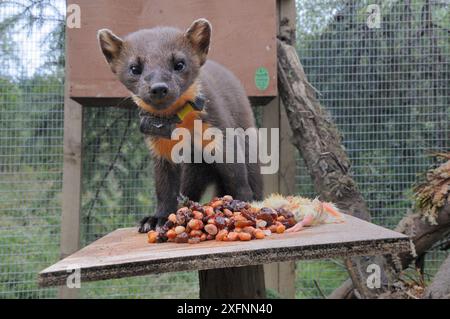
[133,83,212,160]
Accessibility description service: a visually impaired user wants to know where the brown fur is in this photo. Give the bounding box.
[98,19,263,232]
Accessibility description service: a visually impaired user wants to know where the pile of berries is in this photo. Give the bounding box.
[147,195,296,244]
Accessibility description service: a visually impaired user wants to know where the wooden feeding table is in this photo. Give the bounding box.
[39,213,410,298]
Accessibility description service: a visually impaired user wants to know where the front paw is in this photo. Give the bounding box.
[138,215,167,233]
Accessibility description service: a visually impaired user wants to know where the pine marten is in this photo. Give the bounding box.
[98,19,263,232]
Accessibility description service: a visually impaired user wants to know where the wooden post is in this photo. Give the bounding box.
[262,0,297,299]
[58,22,83,298]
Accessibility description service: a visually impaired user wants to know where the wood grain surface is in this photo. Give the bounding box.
[39,214,410,287]
[67,0,277,102]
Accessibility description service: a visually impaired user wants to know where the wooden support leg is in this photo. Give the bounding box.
[58,97,83,298]
[199,265,266,298]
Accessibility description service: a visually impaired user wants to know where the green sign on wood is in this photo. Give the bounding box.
[254,67,270,91]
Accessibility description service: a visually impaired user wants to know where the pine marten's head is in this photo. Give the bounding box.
[97,19,211,115]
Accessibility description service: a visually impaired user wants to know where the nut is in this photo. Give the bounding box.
[222,195,233,202]
[168,213,177,223]
[166,229,177,239]
[238,232,251,241]
[215,229,228,241]
[211,200,224,208]
[243,226,256,235]
[189,230,203,237]
[223,209,233,217]
[276,224,286,233]
[175,232,189,243]
[235,220,253,228]
[204,224,218,235]
[254,229,265,239]
[203,206,214,216]
[227,232,239,241]
[147,231,158,244]
[193,211,204,220]
[268,224,278,233]
[215,216,227,229]
[175,225,186,235]
[233,215,247,222]
[187,219,204,230]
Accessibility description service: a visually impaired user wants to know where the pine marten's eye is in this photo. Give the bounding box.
[174,61,186,72]
[130,65,142,75]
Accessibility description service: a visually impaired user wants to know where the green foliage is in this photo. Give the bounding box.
[0,0,449,299]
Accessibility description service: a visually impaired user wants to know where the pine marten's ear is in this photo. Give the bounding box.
[185,18,211,66]
[97,29,123,72]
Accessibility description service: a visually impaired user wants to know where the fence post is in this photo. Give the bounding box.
[262,0,297,299]
[58,23,83,298]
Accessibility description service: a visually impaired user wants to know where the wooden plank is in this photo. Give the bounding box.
[261,97,281,294]
[67,0,277,99]
[58,99,83,298]
[262,0,297,298]
[276,0,297,299]
[58,14,84,297]
[39,214,410,287]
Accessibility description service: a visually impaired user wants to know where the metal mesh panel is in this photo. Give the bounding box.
[0,0,65,298]
[79,106,198,298]
[0,0,449,299]
[295,0,450,298]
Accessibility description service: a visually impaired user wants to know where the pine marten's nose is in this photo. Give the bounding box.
[150,83,169,100]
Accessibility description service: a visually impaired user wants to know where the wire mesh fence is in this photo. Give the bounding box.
[79,106,198,298]
[0,0,448,299]
[0,0,65,298]
[294,0,450,298]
